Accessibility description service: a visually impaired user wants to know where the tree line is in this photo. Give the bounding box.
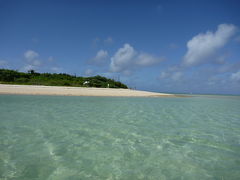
[0,69,128,89]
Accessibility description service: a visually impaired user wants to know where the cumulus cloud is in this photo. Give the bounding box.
[24,50,39,60]
[110,44,136,72]
[110,43,164,73]
[183,24,237,66]
[91,50,108,65]
[24,50,41,68]
[231,71,240,81]
[22,50,42,71]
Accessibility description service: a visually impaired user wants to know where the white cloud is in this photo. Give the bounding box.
[104,37,113,44]
[22,64,35,71]
[171,72,183,81]
[136,53,164,66]
[159,70,183,81]
[92,37,113,47]
[31,59,41,66]
[24,50,39,61]
[110,43,163,73]
[48,56,54,62]
[23,50,42,71]
[217,62,240,73]
[0,60,8,67]
[159,71,169,79]
[85,69,94,76]
[183,24,237,66]
[215,54,227,64]
[231,71,240,81]
[110,44,136,72]
[91,50,108,64]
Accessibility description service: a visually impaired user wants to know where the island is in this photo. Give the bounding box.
[0,69,174,97]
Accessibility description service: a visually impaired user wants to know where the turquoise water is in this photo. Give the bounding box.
[0,95,240,180]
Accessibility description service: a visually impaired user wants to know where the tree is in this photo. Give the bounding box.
[28,69,35,74]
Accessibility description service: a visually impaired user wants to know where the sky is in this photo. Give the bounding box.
[0,0,240,95]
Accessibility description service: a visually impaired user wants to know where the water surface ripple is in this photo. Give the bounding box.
[0,95,240,179]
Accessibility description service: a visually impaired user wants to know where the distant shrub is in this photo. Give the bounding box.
[0,69,128,89]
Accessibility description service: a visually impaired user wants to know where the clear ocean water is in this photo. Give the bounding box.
[0,94,240,180]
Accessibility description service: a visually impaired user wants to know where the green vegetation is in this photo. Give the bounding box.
[0,69,128,89]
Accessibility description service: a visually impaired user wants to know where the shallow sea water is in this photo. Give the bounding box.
[0,94,240,180]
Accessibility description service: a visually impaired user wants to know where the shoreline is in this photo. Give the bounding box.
[0,84,176,97]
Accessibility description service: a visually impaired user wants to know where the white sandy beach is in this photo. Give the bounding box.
[0,84,174,97]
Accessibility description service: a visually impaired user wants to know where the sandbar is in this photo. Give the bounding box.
[0,84,175,97]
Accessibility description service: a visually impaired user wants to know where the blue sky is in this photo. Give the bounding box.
[0,0,240,94]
